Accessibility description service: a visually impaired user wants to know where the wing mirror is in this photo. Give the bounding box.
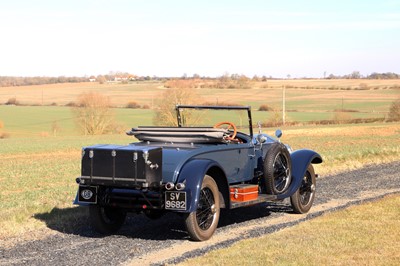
[275,129,282,140]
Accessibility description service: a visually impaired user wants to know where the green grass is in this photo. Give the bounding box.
[0,135,131,237]
[283,123,400,175]
[0,123,399,240]
[0,105,388,139]
[0,105,76,136]
[178,194,400,266]
[0,135,129,155]
[0,105,155,137]
[1,80,397,138]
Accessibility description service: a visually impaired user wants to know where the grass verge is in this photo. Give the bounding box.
[0,123,399,241]
[178,194,400,265]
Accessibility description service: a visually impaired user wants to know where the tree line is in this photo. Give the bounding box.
[1,71,400,87]
[326,71,400,80]
[0,76,88,87]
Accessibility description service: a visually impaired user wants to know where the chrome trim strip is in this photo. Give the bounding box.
[80,176,147,182]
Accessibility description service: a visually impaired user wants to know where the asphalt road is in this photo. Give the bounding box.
[1,161,399,266]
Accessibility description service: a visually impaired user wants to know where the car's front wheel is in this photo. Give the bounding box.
[89,205,126,234]
[290,164,316,214]
[184,175,220,241]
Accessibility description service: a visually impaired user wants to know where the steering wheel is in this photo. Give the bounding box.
[213,121,237,141]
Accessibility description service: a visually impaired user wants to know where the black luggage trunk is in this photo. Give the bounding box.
[81,144,162,188]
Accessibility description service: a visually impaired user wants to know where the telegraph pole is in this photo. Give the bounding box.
[282,85,286,125]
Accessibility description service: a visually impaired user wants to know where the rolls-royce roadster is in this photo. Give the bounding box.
[74,105,322,241]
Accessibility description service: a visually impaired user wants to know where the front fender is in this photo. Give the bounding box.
[176,159,224,213]
[276,149,322,200]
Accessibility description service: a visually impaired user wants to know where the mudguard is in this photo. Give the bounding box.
[276,149,323,200]
[176,159,224,213]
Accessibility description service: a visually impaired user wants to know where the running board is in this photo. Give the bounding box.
[230,194,277,209]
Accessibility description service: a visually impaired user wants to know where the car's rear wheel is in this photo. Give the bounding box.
[263,143,292,195]
[290,164,316,214]
[184,175,220,241]
[89,205,126,234]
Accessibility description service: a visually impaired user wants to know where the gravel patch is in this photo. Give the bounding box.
[1,161,399,266]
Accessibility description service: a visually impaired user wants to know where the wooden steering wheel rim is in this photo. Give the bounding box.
[213,121,237,140]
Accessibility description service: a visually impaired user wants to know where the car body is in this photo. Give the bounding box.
[74,105,322,241]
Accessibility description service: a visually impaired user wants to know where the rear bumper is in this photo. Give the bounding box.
[74,185,164,210]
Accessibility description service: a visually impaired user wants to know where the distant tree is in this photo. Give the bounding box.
[153,87,202,126]
[350,71,361,79]
[97,75,107,84]
[367,72,400,79]
[333,111,352,124]
[126,101,141,108]
[219,72,230,82]
[266,109,284,127]
[72,92,115,135]
[237,75,252,89]
[388,97,400,121]
[51,121,61,136]
[258,104,273,111]
[231,73,240,80]
[192,73,201,79]
[5,97,19,105]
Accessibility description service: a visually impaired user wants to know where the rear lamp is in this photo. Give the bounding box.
[76,177,85,184]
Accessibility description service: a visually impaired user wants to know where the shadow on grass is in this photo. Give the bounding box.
[34,202,294,241]
[34,206,93,236]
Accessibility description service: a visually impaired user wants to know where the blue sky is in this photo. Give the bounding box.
[0,0,399,78]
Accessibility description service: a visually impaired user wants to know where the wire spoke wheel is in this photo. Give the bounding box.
[264,143,292,195]
[290,164,316,214]
[196,188,216,230]
[184,175,220,241]
[299,171,314,205]
[273,153,291,192]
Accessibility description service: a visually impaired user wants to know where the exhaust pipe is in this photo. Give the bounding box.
[165,182,175,190]
[175,183,185,190]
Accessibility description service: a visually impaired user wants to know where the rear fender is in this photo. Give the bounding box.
[276,149,322,200]
[176,159,225,213]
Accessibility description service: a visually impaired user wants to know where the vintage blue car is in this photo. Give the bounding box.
[75,105,322,241]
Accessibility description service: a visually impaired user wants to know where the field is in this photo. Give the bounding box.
[0,79,399,137]
[179,194,400,266]
[1,122,399,240]
[1,79,399,109]
[0,80,399,259]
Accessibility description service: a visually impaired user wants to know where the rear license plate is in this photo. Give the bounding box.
[78,186,97,204]
[165,191,186,210]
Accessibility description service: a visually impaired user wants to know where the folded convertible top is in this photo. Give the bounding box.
[127,127,229,143]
